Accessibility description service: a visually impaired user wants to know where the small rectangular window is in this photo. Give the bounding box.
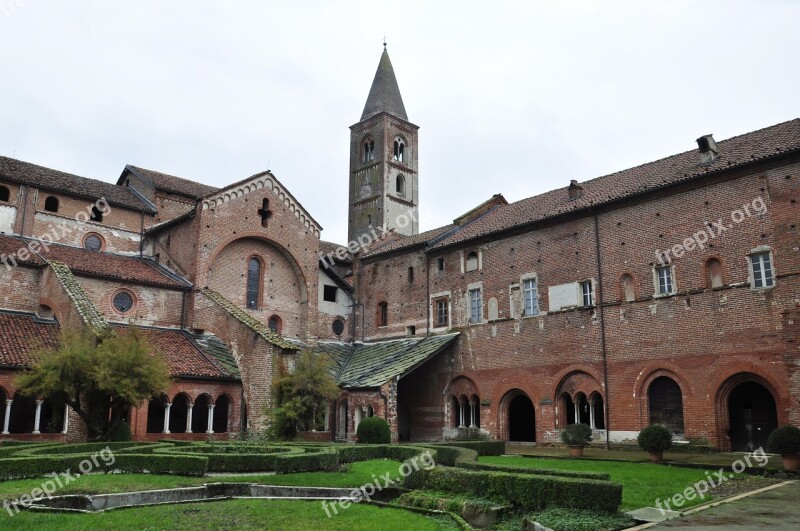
[323,285,338,302]
[406,325,416,336]
[750,252,775,288]
[469,288,482,324]
[581,280,594,306]
[379,302,388,327]
[437,257,445,271]
[408,266,414,283]
[522,279,539,316]
[656,266,673,295]
[435,299,448,326]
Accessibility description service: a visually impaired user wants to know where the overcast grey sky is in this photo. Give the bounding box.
[1,1,798,244]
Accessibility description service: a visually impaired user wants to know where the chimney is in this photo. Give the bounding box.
[568,180,584,201]
[696,134,718,163]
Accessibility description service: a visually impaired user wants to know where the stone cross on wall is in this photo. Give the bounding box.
[258,198,273,228]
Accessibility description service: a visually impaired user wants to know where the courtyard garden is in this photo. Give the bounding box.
[0,438,782,530]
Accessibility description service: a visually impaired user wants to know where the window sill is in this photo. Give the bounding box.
[750,284,776,292]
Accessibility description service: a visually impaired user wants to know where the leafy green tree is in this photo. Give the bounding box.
[16,327,170,440]
[268,350,339,440]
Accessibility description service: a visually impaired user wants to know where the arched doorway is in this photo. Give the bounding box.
[169,394,190,434]
[146,394,168,433]
[648,376,684,435]
[213,395,230,433]
[192,394,211,434]
[728,381,778,451]
[507,393,536,442]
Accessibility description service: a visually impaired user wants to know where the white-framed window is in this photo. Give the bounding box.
[468,288,482,324]
[435,299,448,326]
[749,251,775,288]
[522,278,539,317]
[465,251,479,272]
[655,265,674,296]
[581,280,594,306]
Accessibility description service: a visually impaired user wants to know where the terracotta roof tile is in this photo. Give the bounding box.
[0,312,61,368]
[41,241,189,289]
[430,118,800,249]
[125,165,219,200]
[0,157,154,213]
[121,326,237,380]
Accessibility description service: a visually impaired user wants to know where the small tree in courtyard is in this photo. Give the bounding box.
[15,327,170,440]
[268,350,339,440]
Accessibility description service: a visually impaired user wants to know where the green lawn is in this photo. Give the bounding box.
[479,455,738,510]
[0,460,404,503]
[0,498,458,530]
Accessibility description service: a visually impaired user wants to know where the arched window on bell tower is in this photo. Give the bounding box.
[396,175,406,197]
[393,136,405,163]
[362,137,375,163]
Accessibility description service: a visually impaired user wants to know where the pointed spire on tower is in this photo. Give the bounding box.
[361,46,408,122]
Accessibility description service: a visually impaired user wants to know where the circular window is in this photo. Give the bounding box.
[268,315,282,334]
[332,317,345,336]
[112,290,135,314]
[84,233,104,252]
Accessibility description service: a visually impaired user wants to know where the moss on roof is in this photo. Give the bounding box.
[314,333,459,388]
[48,260,110,336]
[200,288,300,350]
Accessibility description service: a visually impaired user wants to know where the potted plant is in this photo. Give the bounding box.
[561,423,593,457]
[637,424,673,462]
[767,425,800,471]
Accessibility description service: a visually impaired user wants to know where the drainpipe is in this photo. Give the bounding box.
[593,213,611,450]
[425,250,431,337]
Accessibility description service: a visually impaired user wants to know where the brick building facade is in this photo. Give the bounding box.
[0,48,798,449]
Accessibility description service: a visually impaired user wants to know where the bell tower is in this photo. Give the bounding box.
[348,45,419,243]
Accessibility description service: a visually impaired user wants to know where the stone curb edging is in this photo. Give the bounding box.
[623,480,796,530]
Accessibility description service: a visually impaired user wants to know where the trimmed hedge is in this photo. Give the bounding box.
[356,417,391,444]
[419,445,477,466]
[273,448,339,473]
[404,466,622,514]
[0,453,208,480]
[434,440,505,456]
[458,461,610,481]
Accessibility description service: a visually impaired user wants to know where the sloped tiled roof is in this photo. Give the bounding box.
[0,236,45,266]
[319,240,351,262]
[200,288,301,350]
[431,118,800,250]
[42,242,190,289]
[0,312,61,367]
[0,156,154,213]
[362,224,456,258]
[48,260,110,335]
[121,326,237,380]
[125,165,220,200]
[0,312,236,380]
[364,118,800,257]
[315,333,459,388]
[0,235,189,288]
[193,333,242,379]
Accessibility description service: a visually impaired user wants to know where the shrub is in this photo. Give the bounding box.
[768,425,800,456]
[356,417,391,444]
[106,419,132,441]
[561,423,593,447]
[637,425,673,452]
[528,507,634,531]
[405,466,622,513]
[459,462,610,481]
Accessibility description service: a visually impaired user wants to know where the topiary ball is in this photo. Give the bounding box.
[767,425,800,455]
[356,416,391,444]
[637,424,673,452]
[107,419,132,442]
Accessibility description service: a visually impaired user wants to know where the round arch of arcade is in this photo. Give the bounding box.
[713,370,783,452]
[0,385,68,436]
[554,370,605,431]
[444,376,482,431]
[636,366,691,438]
[145,392,233,435]
[498,388,537,442]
